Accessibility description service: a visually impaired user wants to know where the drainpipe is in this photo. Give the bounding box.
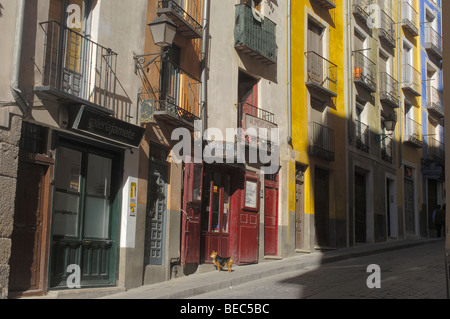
[287,0,293,146]
[10,0,30,117]
[200,0,210,136]
[347,0,353,143]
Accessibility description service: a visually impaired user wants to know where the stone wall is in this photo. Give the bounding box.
[0,111,22,299]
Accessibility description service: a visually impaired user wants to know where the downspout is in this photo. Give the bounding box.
[10,0,30,117]
[287,0,293,145]
[347,0,353,144]
[397,0,402,170]
[200,0,210,136]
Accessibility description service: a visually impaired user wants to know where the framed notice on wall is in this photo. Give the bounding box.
[243,174,260,212]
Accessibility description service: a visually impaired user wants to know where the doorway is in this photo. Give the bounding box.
[355,172,367,243]
[9,162,48,293]
[314,167,330,248]
[264,175,278,257]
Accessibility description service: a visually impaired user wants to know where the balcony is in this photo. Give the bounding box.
[353,51,377,93]
[305,51,338,100]
[378,9,396,48]
[427,87,444,119]
[402,1,419,37]
[36,20,120,117]
[353,0,372,23]
[138,59,201,128]
[237,102,277,152]
[157,0,203,39]
[354,120,370,153]
[309,122,335,161]
[310,0,336,10]
[424,24,442,60]
[381,138,393,163]
[428,137,445,165]
[402,64,421,96]
[234,3,277,65]
[379,72,400,108]
[404,117,423,148]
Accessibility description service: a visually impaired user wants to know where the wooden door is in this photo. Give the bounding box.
[355,173,367,243]
[264,186,278,256]
[9,162,46,292]
[314,168,329,248]
[295,179,305,250]
[404,178,416,236]
[144,161,168,265]
[237,174,260,264]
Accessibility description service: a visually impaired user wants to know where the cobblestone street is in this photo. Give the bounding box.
[191,240,447,299]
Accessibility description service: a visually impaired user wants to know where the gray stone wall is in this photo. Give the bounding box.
[0,112,22,299]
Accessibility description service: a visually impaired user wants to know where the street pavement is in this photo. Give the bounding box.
[100,238,446,300]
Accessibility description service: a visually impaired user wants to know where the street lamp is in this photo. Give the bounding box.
[148,14,177,47]
[379,117,397,141]
[134,14,177,71]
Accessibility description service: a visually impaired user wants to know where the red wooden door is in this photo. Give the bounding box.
[236,174,260,264]
[181,162,203,265]
[264,186,278,256]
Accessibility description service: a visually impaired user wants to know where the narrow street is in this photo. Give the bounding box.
[191,240,447,299]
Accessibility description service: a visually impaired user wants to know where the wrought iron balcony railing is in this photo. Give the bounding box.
[37,20,120,116]
[310,0,336,10]
[157,0,203,39]
[309,122,335,161]
[402,64,421,96]
[428,137,445,165]
[404,117,423,148]
[305,51,338,100]
[354,120,370,153]
[424,24,442,59]
[234,3,277,65]
[378,9,396,48]
[381,138,393,163]
[353,0,372,23]
[237,102,277,152]
[353,51,377,93]
[402,0,419,36]
[379,72,400,108]
[139,59,201,127]
[427,87,444,119]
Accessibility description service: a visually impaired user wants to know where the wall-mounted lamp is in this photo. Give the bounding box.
[379,117,397,141]
[134,14,177,71]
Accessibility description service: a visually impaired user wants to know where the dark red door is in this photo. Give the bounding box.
[181,162,203,265]
[264,186,278,256]
[236,173,260,264]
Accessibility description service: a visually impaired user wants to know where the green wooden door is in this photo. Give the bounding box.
[49,144,120,289]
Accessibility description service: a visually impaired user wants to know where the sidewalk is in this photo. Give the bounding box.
[98,238,443,299]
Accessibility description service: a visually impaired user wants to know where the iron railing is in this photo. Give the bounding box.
[405,117,423,148]
[428,137,445,165]
[427,86,444,118]
[309,122,335,161]
[157,0,203,38]
[310,0,336,10]
[402,64,421,96]
[402,0,419,36]
[353,51,377,92]
[353,0,372,22]
[378,9,396,48]
[381,137,393,163]
[138,58,201,125]
[305,51,338,98]
[354,120,370,153]
[234,3,277,64]
[40,20,118,112]
[424,23,442,59]
[379,72,400,108]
